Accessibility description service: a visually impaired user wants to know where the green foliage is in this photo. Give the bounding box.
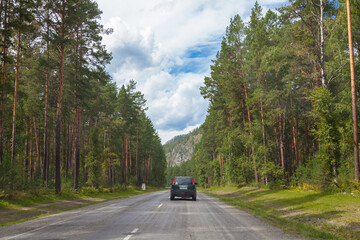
[85,128,102,188]
[225,156,255,185]
[85,153,101,188]
[0,1,166,192]
[172,1,360,192]
[259,162,283,181]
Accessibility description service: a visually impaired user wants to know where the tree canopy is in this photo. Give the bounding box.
[0,0,166,192]
[170,0,360,191]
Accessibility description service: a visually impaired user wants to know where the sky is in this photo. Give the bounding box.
[94,0,288,144]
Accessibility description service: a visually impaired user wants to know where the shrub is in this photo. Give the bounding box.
[0,191,24,200]
[29,188,41,196]
[80,187,99,195]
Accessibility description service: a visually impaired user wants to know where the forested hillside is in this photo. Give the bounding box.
[164,128,201,167]
[169,0,360,191]
[0,0,166,193]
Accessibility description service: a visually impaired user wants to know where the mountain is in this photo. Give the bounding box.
[164,128,202,167]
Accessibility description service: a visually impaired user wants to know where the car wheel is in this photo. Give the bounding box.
[192,195,196,201]
[170,195,174,200]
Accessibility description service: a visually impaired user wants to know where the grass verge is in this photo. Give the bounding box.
[201,186,360,240]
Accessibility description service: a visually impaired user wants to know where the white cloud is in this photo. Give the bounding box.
[147,72,207,129]
[95,0,288,144]
[98,0,251,54]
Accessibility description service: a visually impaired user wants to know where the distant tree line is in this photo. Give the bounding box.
[0,0,166,193]
[170,0,360,191]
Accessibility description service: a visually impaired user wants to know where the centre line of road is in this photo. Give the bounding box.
[123,235,132,240]
[158,203,163,208]
[123,228,139,240]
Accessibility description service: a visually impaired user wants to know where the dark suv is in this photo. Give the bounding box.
[170,176,197,201]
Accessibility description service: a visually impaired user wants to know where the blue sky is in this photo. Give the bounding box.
[95,0,288,144]
[170,42,221,75]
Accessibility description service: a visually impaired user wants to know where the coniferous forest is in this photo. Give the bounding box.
[1,0,360,194]
[169,0,360,191]
[0,0,166,193]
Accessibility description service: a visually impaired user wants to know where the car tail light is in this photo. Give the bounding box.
[192,178,194,185]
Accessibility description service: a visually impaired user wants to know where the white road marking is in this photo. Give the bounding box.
[158,203,163,208]
[123,235,133,240]
[123,228,139,240]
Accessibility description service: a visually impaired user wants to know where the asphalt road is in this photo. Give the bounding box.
[0,190,300,240]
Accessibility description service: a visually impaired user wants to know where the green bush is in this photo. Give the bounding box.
[268,178,287,190]
[29,188,41,197]
[129,176,137,186]
[80,187,99,194]
[0,190,24,200]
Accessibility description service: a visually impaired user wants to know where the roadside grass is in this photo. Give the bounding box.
[201,186,360,240]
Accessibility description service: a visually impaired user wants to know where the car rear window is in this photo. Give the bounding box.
[174,177,192,185]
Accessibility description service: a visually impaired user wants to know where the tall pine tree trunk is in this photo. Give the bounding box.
[55,43,64,193]
[219,153,222,178]
[319,0,326,86]
[122,135,126,186]
[136,126,139,186]
[0,0,2,43]
[43,12,50,183]
[66,107,71,179]
[55,0,67,193]
[83,125,88,183]
[29,121,33,180]
[278,98,286,179]
[55,37,65,193]
[33,117,41,176]
[243,81,258,183]
[24,117,30,182]
[290,91,299,168]
[346,0,360,180]
[257,72,267,174]
[0,0,8,164]
[129,136,131,176]
[74,105,80,189]
[11,28,21,163]
[73,28,80,189]
[260,100,267,184]
[46,117,52,182]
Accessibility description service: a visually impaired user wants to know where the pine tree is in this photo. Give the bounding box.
[11,0,35,163]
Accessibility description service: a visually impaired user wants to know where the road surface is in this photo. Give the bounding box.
[0,191,300,240]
